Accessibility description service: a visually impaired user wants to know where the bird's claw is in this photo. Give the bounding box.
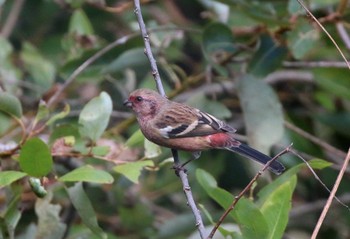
[172,164,187,176]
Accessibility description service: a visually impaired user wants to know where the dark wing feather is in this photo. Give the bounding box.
[154,102,235,139]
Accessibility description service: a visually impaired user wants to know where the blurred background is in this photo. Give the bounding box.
[1,0,350,238]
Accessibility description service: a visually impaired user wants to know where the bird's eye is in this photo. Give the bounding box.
[136,96,143,102]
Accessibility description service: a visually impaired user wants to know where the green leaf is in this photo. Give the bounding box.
[258,165,301,204]
[114,160,154,184]
[308,158,333,169]
[35,193,66,239]
[46,103,70,125]
[19,138,53,177]
[59,165,114,184]
[0,171,27,188]
[0,92,23,118]
[202,22,236,57]
[313,68,350,100]
[21,42,56,92]
[248,34,287,77]
[287,19,319,59]
[260,177,296,239]
[69,9,94,35]
[67,182,107,239]
[125,129,144,147]
[79,92,113,142]
[237,74,284,153]
[234,198,269,239]
[186,93,232,119]
[144,138,161,159]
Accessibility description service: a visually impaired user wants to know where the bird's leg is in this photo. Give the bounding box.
[180,151,201,168]
[171,149,187,176]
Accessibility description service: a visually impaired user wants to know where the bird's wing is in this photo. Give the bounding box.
[153,102,236,139]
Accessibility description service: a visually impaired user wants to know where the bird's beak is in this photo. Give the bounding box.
[123,99,132,108]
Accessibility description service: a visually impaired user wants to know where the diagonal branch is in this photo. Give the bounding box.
[133,1,206,238]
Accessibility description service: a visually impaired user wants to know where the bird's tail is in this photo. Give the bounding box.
[225,143,285,175]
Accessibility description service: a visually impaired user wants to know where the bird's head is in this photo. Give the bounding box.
[124,89,166,118]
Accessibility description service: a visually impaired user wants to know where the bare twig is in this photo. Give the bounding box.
[0,0,25,38]
[284,121,346,164]
[296,0,350,69]
[283,61,349,68]
[133,0,165,97]
[311,148,350,239]
[208,144,293,239]
[289,149,350,210]
[133,1,206,238]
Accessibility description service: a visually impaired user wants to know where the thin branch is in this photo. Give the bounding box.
[0,0,25,38]
[208,145,293,239]
[133,1,206,238]
[311,148,350,239]
[283,61,349,68]
[296,0,350,69]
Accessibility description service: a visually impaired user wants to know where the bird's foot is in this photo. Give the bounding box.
[172,164,187,176]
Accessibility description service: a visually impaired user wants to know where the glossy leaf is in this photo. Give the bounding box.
[114,160,154,184]
[0,92,23,118]
[0,171,27,188]
[19,138,53,177]
[67,182,107,239]
[59,165,114,184]
[237,74,284,153]
[79,92,113,142]
[248,34,287,77]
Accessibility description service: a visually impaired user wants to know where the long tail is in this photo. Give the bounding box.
[225,143,285,175]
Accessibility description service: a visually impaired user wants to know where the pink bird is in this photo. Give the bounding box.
[124,89,284,174]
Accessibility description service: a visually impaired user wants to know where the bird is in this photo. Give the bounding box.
[123,88,285,175]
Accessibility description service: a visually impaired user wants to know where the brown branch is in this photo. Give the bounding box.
[311,148,350,239]
[133,1,206,238]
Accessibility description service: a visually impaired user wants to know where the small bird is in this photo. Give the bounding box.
[124,89,285,174]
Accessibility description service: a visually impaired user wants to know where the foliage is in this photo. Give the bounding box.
[0,0,349,238]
